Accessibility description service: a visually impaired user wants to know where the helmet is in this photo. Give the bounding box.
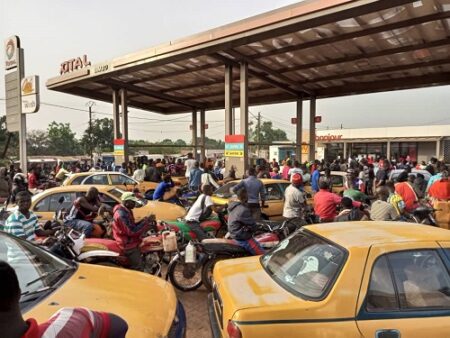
[13,173,27,184]
[292,173,303,185]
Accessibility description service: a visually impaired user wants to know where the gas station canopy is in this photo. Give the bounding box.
[47,0,450,114]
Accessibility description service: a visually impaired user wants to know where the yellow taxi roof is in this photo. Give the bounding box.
[306,221,450,249]
[34,184,118,197]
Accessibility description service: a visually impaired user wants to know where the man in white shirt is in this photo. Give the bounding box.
[184,153,196,179]
[185,185,222,241]
[287,161,303,181]
[283,174,307,229]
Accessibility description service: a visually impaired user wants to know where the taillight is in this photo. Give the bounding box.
[227,320,242,338]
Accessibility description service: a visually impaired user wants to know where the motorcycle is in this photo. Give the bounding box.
[167,219,293,292]
[157,210,228,243]
[81,216,173,276]
[410,205,438,226]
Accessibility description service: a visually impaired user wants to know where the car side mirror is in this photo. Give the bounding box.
[58,196,65,204]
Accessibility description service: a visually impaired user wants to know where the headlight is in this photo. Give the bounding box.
[168,301,186,338]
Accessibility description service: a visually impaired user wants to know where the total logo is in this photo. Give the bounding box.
[6,39,15,60]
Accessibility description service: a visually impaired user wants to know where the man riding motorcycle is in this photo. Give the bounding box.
[112,192,151,271]
[64,187,104,237]
[227,188,264,255]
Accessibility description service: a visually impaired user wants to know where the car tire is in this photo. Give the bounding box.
[168,255,203,292]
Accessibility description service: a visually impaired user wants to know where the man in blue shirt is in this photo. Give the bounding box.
[188,162,202,192]
[311,165,321,193]
[152,175,174,201]
[232,167,266,220]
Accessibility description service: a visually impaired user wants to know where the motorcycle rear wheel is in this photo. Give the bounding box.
[168,255,203,292]
[201,256,228,292]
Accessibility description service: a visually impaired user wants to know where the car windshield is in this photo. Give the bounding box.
[0,232,75,311]
[261,230,346,299]
[213,182,238,198]
[107,188,147,208]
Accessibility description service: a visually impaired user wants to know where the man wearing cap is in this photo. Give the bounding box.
[283,173,307,229]
[112,192,150,271]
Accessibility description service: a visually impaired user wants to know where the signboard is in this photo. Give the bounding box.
[314,116,322,123]
[5,71,21,132]
[114,138,125,156]
[60,55,91,75]
[225,134,245,158]
[315,134,343,142]
[21,75,39,113]
[5,36,20,70]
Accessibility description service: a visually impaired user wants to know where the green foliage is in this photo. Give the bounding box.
[250,120,288,144]
[47,121,81,155]
[80,118,114,156]
[27,130,50,156]
[0,116,19,160]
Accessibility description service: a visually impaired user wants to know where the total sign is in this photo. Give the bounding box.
[4,36,19,70]
[21,76,40,114]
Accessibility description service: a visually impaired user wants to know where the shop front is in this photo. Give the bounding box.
[316,125,450,163]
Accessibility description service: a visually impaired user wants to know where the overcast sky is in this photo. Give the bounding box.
[1,0,449,143]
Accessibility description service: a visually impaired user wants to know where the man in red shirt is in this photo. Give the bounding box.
[112,192,150,271]
[313,181,344,222]
[429,170,450,200]
[0,261,128,338]
[27,168,39,190]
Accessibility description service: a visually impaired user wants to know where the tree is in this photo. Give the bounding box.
[0,116,19,161]
[27,130,50,155]
[80,118,114,156]
[250,121,288,144]
[47,121,81,156]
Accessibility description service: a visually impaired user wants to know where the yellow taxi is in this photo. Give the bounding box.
[212,179,291,220]
[63,172,158,194]
[31,185,186,222]
[0,232,185,337]
[209,222,450,338]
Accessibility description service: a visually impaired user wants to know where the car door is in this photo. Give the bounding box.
[356,242,450,338]
[263,184,284,220]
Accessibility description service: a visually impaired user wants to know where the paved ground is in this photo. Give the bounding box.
[176,286,211,338]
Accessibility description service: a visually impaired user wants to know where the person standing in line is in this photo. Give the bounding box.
[232,167,267,220]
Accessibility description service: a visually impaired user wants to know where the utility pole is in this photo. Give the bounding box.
[86,101,95,166]
[257,111,261,158]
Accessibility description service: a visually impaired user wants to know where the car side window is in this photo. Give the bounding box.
[84,175,108,185]
[111,174,135,186]
[71,176,86,185]
[366,256,399,312]
[266,184,283,200]
[388,250,450,309]
[330,175,343,187]
[278,183,290,192]
[34,193,74,212]
[98,193,118,209]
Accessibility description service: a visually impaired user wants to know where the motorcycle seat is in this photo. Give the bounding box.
[201,239,247,254]
[84,238,122,254]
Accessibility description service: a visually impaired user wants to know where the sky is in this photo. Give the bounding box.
[1,0,449,143]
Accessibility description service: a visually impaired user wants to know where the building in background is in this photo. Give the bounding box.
[316,124,450,163]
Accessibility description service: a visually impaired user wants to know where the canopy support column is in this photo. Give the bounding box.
[192,109,198,160]
[309,97,316,161]
[296,97,303,162]
[436,139,441,159]
[225,65,234,135]
[240,62,249,174]
[387,141,391,161]
[200,109,206,164]
[112,89,121,139]
[120,88,129,165]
